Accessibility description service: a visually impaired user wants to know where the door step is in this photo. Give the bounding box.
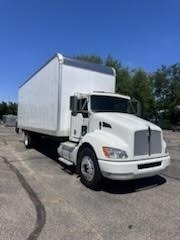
[58,157,74,166]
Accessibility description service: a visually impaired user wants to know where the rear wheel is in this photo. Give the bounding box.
[23,131,32,148]
[79,147,102,190]
[15,121,19,134]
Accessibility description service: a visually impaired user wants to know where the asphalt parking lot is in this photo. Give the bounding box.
[0,126,180,240]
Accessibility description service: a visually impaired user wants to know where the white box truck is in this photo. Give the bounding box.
[18,53,170,189]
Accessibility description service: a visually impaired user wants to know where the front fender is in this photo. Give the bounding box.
[80,130,129,160]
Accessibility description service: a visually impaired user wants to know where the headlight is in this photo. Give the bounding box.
[102,147,128,159]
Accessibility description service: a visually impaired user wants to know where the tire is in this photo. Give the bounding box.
[23,131,32,149]
[79,147,102,190]
[15,121,19,134]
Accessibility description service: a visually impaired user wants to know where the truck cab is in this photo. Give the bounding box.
[58,92,170,189]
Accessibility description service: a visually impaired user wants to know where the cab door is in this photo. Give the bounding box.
[70,113,84,142]
[69,97,89,142]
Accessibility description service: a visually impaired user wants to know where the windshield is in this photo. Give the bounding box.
[91,95,131,113]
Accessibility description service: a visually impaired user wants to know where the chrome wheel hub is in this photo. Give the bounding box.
[24,134,28,146]
[25,138,28,145]
[81,156,95,182]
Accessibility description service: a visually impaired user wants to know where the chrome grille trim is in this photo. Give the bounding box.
[134,130,162,156]
[150,130,162,154]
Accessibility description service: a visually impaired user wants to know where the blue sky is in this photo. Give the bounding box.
[0,0,180,102]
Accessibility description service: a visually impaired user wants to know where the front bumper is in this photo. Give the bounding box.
[98,155,170,180]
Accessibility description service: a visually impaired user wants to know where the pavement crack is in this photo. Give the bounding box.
[0,155,46,240]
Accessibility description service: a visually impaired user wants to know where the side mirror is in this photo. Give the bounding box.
[70,96,78,115]
[131,98,142,117]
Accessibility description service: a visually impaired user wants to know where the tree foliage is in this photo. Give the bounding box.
[105,55,132,96]
[151,64,180,127]
[131,69,154,119]
[75,54,103,64]
[0,102,17,119]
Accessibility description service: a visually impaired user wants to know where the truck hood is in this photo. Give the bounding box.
[89,113,163,160]
[92,112,161,132]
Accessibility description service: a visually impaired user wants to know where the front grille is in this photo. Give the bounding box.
[134,130,162,156]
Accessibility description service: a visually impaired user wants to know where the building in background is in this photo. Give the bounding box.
[2,115,17,127]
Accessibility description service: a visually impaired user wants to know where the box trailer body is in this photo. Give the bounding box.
[18,53,170,190]
[18,54,115,137]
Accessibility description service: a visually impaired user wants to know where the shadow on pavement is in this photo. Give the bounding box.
[33,138,60,162]
[101,175,166,194]
[32,138,75,175]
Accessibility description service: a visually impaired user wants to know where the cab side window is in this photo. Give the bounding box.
[77,98,88,118]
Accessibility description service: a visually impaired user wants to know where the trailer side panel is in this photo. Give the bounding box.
[18,56,60,135]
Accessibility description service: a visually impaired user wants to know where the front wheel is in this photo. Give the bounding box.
[79,148,102,190]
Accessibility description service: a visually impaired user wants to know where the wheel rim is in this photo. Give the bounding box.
[24,135,28,146]
[81,156,95,182]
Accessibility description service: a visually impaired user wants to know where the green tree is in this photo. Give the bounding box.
[151,63,180,127]
[75,54,103,64]
[0,101,7,119]
[105,55,132,96]
[7,102,17,115]
[0,101,17,120]
[131,69,154,119]
[168,64,180,109]
[151,66,171,110]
